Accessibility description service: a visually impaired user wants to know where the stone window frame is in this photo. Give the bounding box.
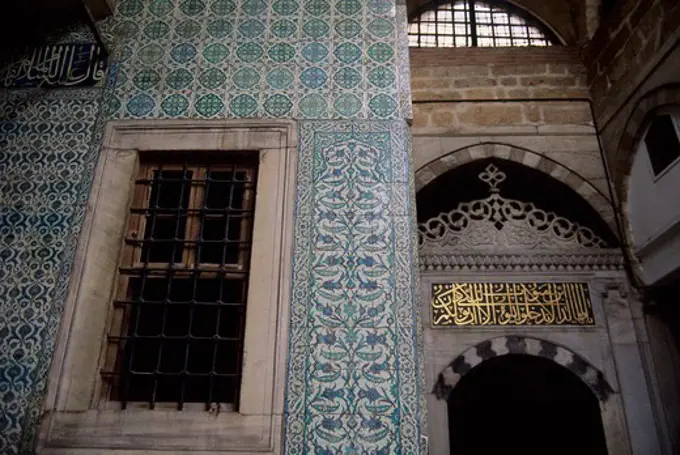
[38,119,297,454]
[640,110,680,182]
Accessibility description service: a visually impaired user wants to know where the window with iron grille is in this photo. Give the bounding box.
[101,154,257,410]
[408,0,559,48]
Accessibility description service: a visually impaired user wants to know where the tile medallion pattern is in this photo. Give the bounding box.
[0,88,106,454]
[285,120,425,454]
[109,0,406,120]
[0,1,420,453]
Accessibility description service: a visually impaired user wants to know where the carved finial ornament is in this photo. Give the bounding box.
[479,163,505,193]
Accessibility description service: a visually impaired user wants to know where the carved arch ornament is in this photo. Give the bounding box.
[419,163,607,249]
[417,163,625,272]
[415,142,614,230]
[432,335,615,402]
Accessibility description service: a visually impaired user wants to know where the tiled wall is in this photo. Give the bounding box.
[0,0,424,453]
[0,88,105,453]
[108,0,411,120]
[286,120,424,453]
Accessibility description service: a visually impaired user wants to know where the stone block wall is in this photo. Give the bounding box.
[410,47,589,104]
[409,46,615,229]
[584,0,680,123]
[582,0,680,223]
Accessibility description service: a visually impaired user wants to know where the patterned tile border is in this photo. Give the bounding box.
[0,87,107,454]
[284,120,425,454]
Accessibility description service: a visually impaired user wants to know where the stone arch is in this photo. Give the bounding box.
[414,141,616,231]
[432,335,615,402]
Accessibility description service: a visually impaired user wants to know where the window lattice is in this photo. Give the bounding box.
[101,155,257,410]
[408,0,557,48]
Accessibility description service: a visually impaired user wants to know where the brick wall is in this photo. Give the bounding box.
[410,47,591,131]
[584,0,680,122]
[409,46,612,231]
[411,47,588,101]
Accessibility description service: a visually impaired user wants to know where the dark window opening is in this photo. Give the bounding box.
[599,0,621,22]
[448,354,609,455]
[101,157,258,410]
[408,0,558,48]
[644,115,680,176]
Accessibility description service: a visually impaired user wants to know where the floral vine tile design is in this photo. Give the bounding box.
[285,120,425,454]
[110,0,404,120]
[0,88,106,454]
[0,1,419,453]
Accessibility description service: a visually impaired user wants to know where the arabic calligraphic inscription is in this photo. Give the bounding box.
[432,282,595,326]
[2,43,107,88]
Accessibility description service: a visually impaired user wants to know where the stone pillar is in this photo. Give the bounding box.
[641,293,680,455]
[603,284,663,454]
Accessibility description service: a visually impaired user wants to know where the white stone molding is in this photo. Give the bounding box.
[418,164,624,272]
[38,119,298,454]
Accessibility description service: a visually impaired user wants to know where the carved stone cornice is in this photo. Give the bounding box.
[419,250,625,272]
[418,164,622,272]
[418,164,609,251]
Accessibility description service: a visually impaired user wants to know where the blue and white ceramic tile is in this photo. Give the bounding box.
[0,1,421,453]
[284,120,424,454]
[0,88,106,454]
[109,0,404,120]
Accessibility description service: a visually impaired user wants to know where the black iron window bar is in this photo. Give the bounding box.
[101,158,257,411]
[408,0,557,48]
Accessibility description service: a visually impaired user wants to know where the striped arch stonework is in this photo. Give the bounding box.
[414,142,616,231]
[432,336,614,402]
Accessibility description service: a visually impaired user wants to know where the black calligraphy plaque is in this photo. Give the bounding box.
[2,43,107,88]
[431,282,596,326]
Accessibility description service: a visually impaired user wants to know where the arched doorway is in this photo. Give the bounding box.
[416,159,641,454]
[447,354,609,455]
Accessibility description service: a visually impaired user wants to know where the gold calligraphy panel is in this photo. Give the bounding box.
[432,282,595,326]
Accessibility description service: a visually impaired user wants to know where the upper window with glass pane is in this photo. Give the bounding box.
[408,0,559,48]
